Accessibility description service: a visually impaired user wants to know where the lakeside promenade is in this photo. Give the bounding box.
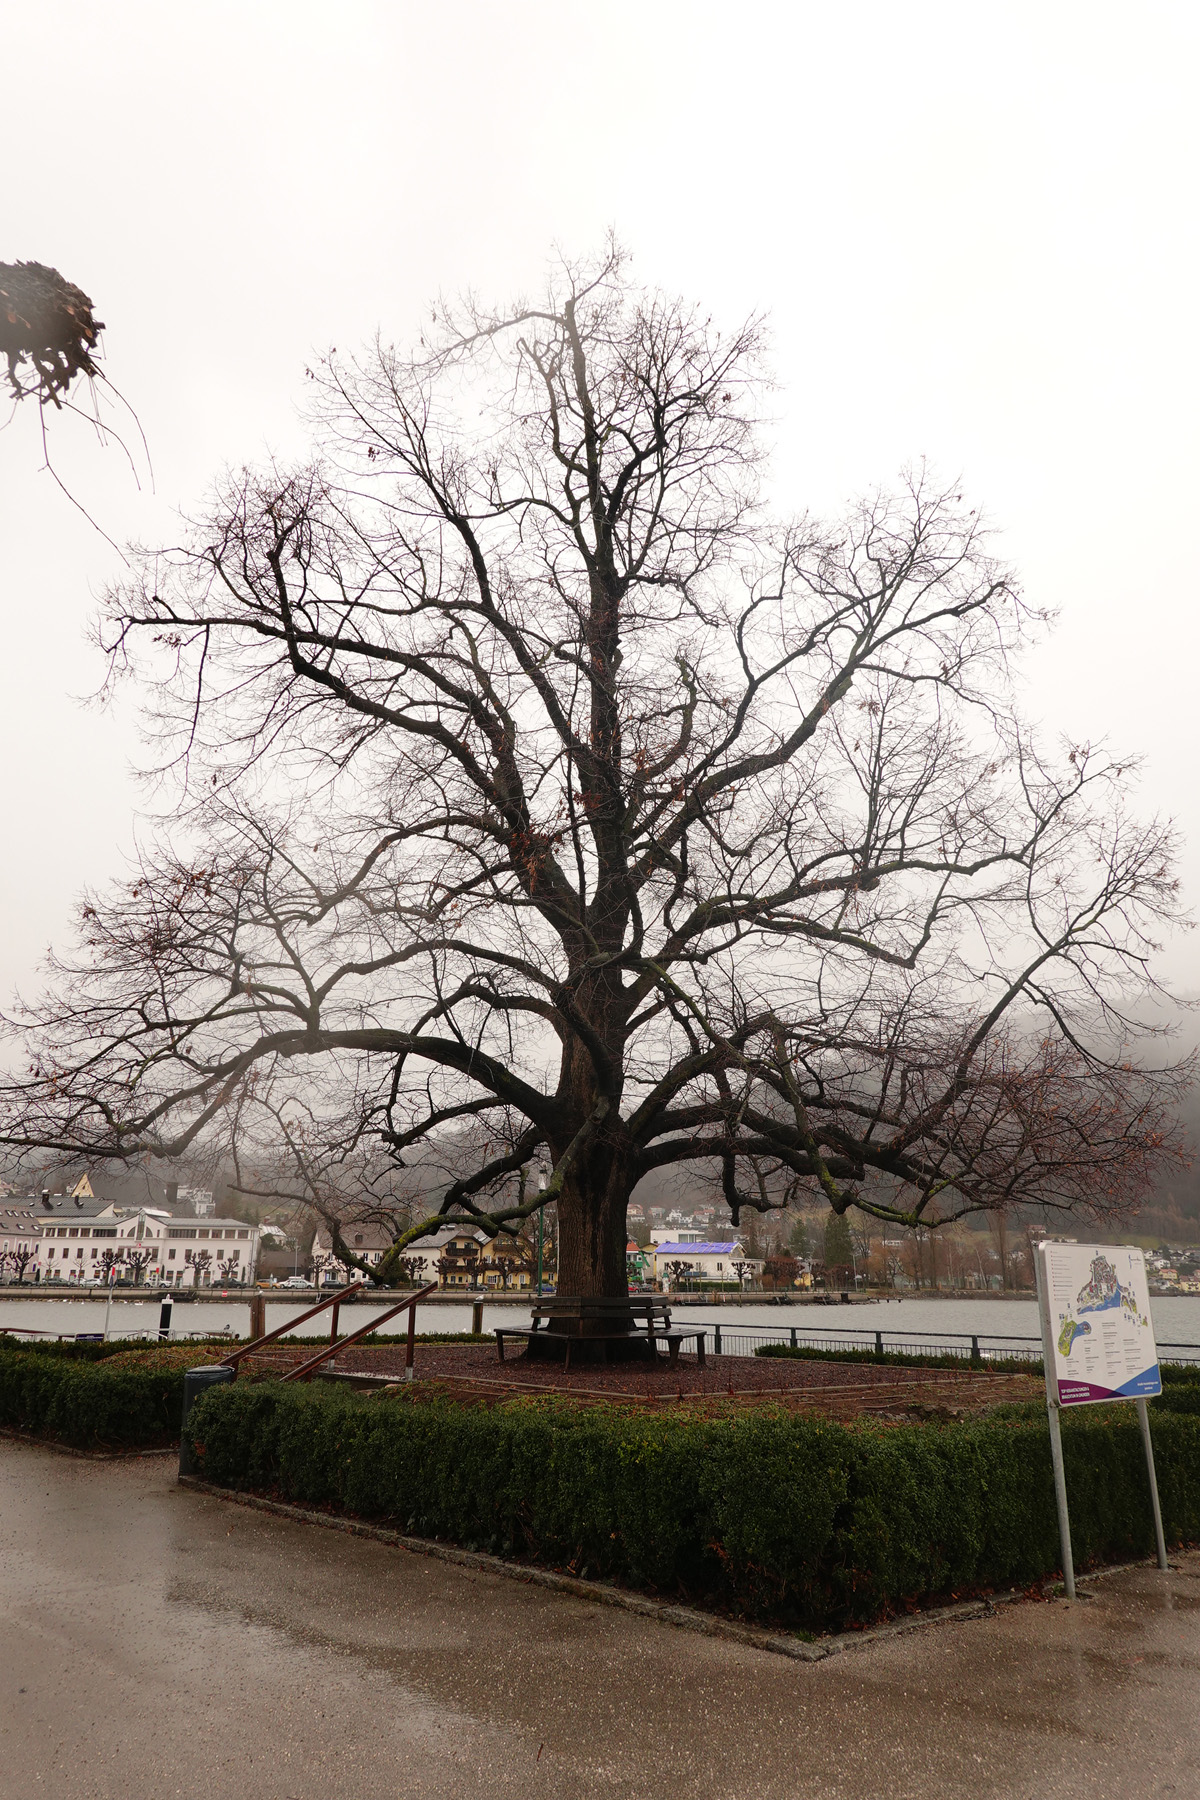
[2,1438,1196,1800]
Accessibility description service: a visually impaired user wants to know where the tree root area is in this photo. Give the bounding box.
[243,1343,1042,1418]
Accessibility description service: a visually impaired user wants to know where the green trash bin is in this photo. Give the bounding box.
[179,1364,234,1478]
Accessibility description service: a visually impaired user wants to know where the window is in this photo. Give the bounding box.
[168,1249,176,1261]
[90,1247,98,1259]
[354,1234,363,1246]
[237,1230,248,1240]
[47,1247,55,1260]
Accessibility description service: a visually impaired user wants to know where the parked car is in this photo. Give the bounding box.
[281,1275,310,1288]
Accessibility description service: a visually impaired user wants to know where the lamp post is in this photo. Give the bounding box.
[536,1164,547,1297]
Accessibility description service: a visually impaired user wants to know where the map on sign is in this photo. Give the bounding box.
[1037,1242,1160,1406]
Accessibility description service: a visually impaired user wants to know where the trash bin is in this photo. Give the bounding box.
[179,1364,234,1478]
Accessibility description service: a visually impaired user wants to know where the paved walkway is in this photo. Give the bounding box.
[0,1439,1195,1799]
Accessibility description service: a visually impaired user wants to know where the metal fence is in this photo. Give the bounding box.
[688,1322,1200,1367]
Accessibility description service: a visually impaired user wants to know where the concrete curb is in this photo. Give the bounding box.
[0,1427,178,1462]
[177,1474,1041,1662]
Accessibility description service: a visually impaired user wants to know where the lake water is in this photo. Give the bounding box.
[4,1289,1200,1357]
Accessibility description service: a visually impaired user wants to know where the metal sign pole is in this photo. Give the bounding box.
[1135,1397,1169,1571]
[1045,1403,1076,1600]
[1035,1246,1076,1600]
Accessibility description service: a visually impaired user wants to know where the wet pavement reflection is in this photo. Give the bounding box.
[1,1439,1196,1799]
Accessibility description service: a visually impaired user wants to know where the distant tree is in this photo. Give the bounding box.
[763,1252,800,1289]
[9,1244,36,1284]
[824,1213,854,1288]
[124,1246,154,1286]
[662,1258,697,1292]
[96,1246,125,1283]
[188,1248,213,1287]
[788,1216,811,1259]
[730,1259,755,1290]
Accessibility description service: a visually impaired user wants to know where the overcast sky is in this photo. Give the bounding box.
[4,0,1199,1012]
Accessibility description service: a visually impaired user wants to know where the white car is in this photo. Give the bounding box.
[281,1275,309,1288]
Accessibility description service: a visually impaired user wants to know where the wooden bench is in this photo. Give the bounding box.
[494,1323,706,1370]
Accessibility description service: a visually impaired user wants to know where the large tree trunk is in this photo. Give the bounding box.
[554,1132,632,1298]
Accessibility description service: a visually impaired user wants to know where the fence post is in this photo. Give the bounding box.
[970,1334,981,1366]
[875,1330,884,1360]
[405,1295,418,1382]
[714,1323,722,1356]
[790,1326,798,1349]
[248,1292,266,1341]
[471,1300,483,1336]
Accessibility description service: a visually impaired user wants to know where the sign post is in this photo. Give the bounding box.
[1034,1241,1168,1598]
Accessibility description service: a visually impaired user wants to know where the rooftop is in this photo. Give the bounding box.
[653,1241,742,1256]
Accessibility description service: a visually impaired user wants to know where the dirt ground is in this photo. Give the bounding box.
[239,1341,1044,1419]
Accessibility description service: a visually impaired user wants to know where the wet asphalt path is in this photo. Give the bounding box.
[1,1439,1197,1799]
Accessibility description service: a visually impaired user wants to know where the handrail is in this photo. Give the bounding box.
[219,1281,366,1373]
[281,1282,439,1383]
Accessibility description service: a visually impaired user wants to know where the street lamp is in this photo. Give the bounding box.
[536,1163,548,1297]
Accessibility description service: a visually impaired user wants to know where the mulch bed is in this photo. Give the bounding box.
[239,1343,1042,1420]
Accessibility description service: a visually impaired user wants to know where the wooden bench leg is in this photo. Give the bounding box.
[668,1338,680,1368]
[564,1338,572,1371]
[696,1337,706,1369]
[496,1336,506,1362]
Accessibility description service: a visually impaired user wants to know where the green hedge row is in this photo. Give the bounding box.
[0,1345,185,1448]
[754,1342,1043,1374]
[185,1379,1200,1631]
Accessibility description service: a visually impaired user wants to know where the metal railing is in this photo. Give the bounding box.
[689,1322,1200,1367]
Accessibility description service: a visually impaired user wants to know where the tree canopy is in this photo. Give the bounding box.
[1,245,1188,1292]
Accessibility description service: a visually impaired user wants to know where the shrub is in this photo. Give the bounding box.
[185,1380,1200,1631]
[0,1344,186,1448]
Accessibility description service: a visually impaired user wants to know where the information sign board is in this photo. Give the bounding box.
[1036,1242,1160,1407]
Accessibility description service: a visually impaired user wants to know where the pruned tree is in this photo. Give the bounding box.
[124,1245,155,1286]
[0,245,1190,1297]
[96,1246,125,1283]
[8,1244,36,1285]
[187,1248,213,1287]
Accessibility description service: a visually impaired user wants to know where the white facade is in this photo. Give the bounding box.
[650,1239,755,1284]
[35,1205,259,1287]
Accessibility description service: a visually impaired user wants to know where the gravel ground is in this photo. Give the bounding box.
[243,1342,1043,1416]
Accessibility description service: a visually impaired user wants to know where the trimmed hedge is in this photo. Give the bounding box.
[185,1379,1200,1631]
[754,1342,1043,1374]
[0,1344,185,1448]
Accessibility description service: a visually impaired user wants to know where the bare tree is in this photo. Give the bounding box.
[8,1244,37,1285]
[96,1246,125,1284]
[187,1248,213,1287]
[124,1246,154,1286]
[0,246,1189,1298]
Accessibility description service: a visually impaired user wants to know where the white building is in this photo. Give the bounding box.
[650,1239,757,1286]
[177,1186,215,1217]
[34,1199,260,1288]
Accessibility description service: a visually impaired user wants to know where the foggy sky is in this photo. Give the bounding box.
[4,0,1199,1015]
